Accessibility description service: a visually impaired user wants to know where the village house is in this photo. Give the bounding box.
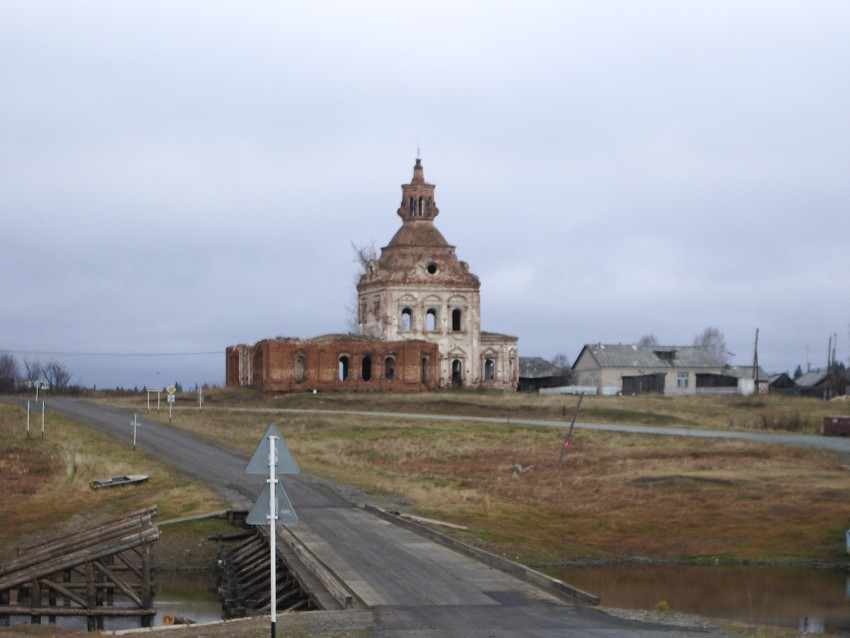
[795,368,848,399]
[572,343,756,396]
[226,159,519,393]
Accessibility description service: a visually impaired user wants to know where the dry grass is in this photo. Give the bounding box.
[0,402,230,561]
[107,391,850,567]
[106,387,848,432]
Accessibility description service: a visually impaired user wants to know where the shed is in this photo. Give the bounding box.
[518,357,571,393]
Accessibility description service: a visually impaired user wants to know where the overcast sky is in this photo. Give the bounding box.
[2,1,848,390]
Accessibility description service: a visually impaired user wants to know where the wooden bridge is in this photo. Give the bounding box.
[0,506,159,631]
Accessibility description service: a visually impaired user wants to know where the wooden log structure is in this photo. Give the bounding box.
[0,506,159,631]
[217,528,315,619]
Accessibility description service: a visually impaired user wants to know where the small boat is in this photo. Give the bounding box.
[90,474,149,490]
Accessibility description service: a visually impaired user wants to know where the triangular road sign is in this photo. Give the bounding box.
[246,482,299,526]
[246,423,300,475]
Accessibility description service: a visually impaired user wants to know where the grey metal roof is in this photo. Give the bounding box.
[796,369,828,387]
[577,344,723,369]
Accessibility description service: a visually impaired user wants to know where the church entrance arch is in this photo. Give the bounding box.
[451,359,463,387]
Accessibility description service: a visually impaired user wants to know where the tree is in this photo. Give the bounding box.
[347,241,378,331]
[693,327,727,364]
[43,360,71,391]
[550,353,574,383]
[0,352,19,392]
[638,334,658,346]
[23,358,42,384]
[550,353,571,370]
[793,365,803,379]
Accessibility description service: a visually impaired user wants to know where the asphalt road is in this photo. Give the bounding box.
[44,399,737,636]
[248,406,850,453]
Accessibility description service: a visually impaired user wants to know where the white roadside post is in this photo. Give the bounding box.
[26,400,31,438]
[41,401,46,438]
[131,413,141,451]
[246,423,300,638]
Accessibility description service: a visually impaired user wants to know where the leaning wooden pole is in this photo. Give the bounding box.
[556,393,584,470]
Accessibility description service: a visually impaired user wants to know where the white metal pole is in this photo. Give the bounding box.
[41,401,45,437]
[268,435,278,638]
[133,414,138,451]
[27,401,31,438]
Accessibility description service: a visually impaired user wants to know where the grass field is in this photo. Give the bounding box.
[105,389,850,566]
[3,390,849,638]
[0,401,231,561]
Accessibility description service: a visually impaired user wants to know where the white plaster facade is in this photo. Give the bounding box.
[357,159,517,390]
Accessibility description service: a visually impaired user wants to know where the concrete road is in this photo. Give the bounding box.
[44,399,730,636]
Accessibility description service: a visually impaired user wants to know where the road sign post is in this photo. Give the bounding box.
[246,424,300,638]
[167,386,176,423]
[268,436,279,638]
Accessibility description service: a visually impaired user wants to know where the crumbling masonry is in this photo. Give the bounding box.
[226,159,518,393]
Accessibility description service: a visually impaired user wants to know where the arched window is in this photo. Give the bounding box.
[409,196,415,217]
[384,356,395,380]
[426,308,437,331]
[362,355,372,381]
[401,307,412,331]
[484,358,495,381]
[295,355,305,383]
[338,355,349,381]
[451,359,463,387]
[418,196,424,216]
[421,355,430,384]
[451,308,463,332]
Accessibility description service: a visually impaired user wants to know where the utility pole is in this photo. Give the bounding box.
[832,333,838,369]
[827,335,833,371]
[752,328,759,393]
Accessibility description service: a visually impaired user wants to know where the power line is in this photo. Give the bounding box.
[0,348,221,357]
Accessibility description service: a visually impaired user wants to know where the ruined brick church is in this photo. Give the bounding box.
[226,159,518,393]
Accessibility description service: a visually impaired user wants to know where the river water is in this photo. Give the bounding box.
[152,572,224,625]
[3,572,223,632]
[546,564,850,635]
[9,565,850,633]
